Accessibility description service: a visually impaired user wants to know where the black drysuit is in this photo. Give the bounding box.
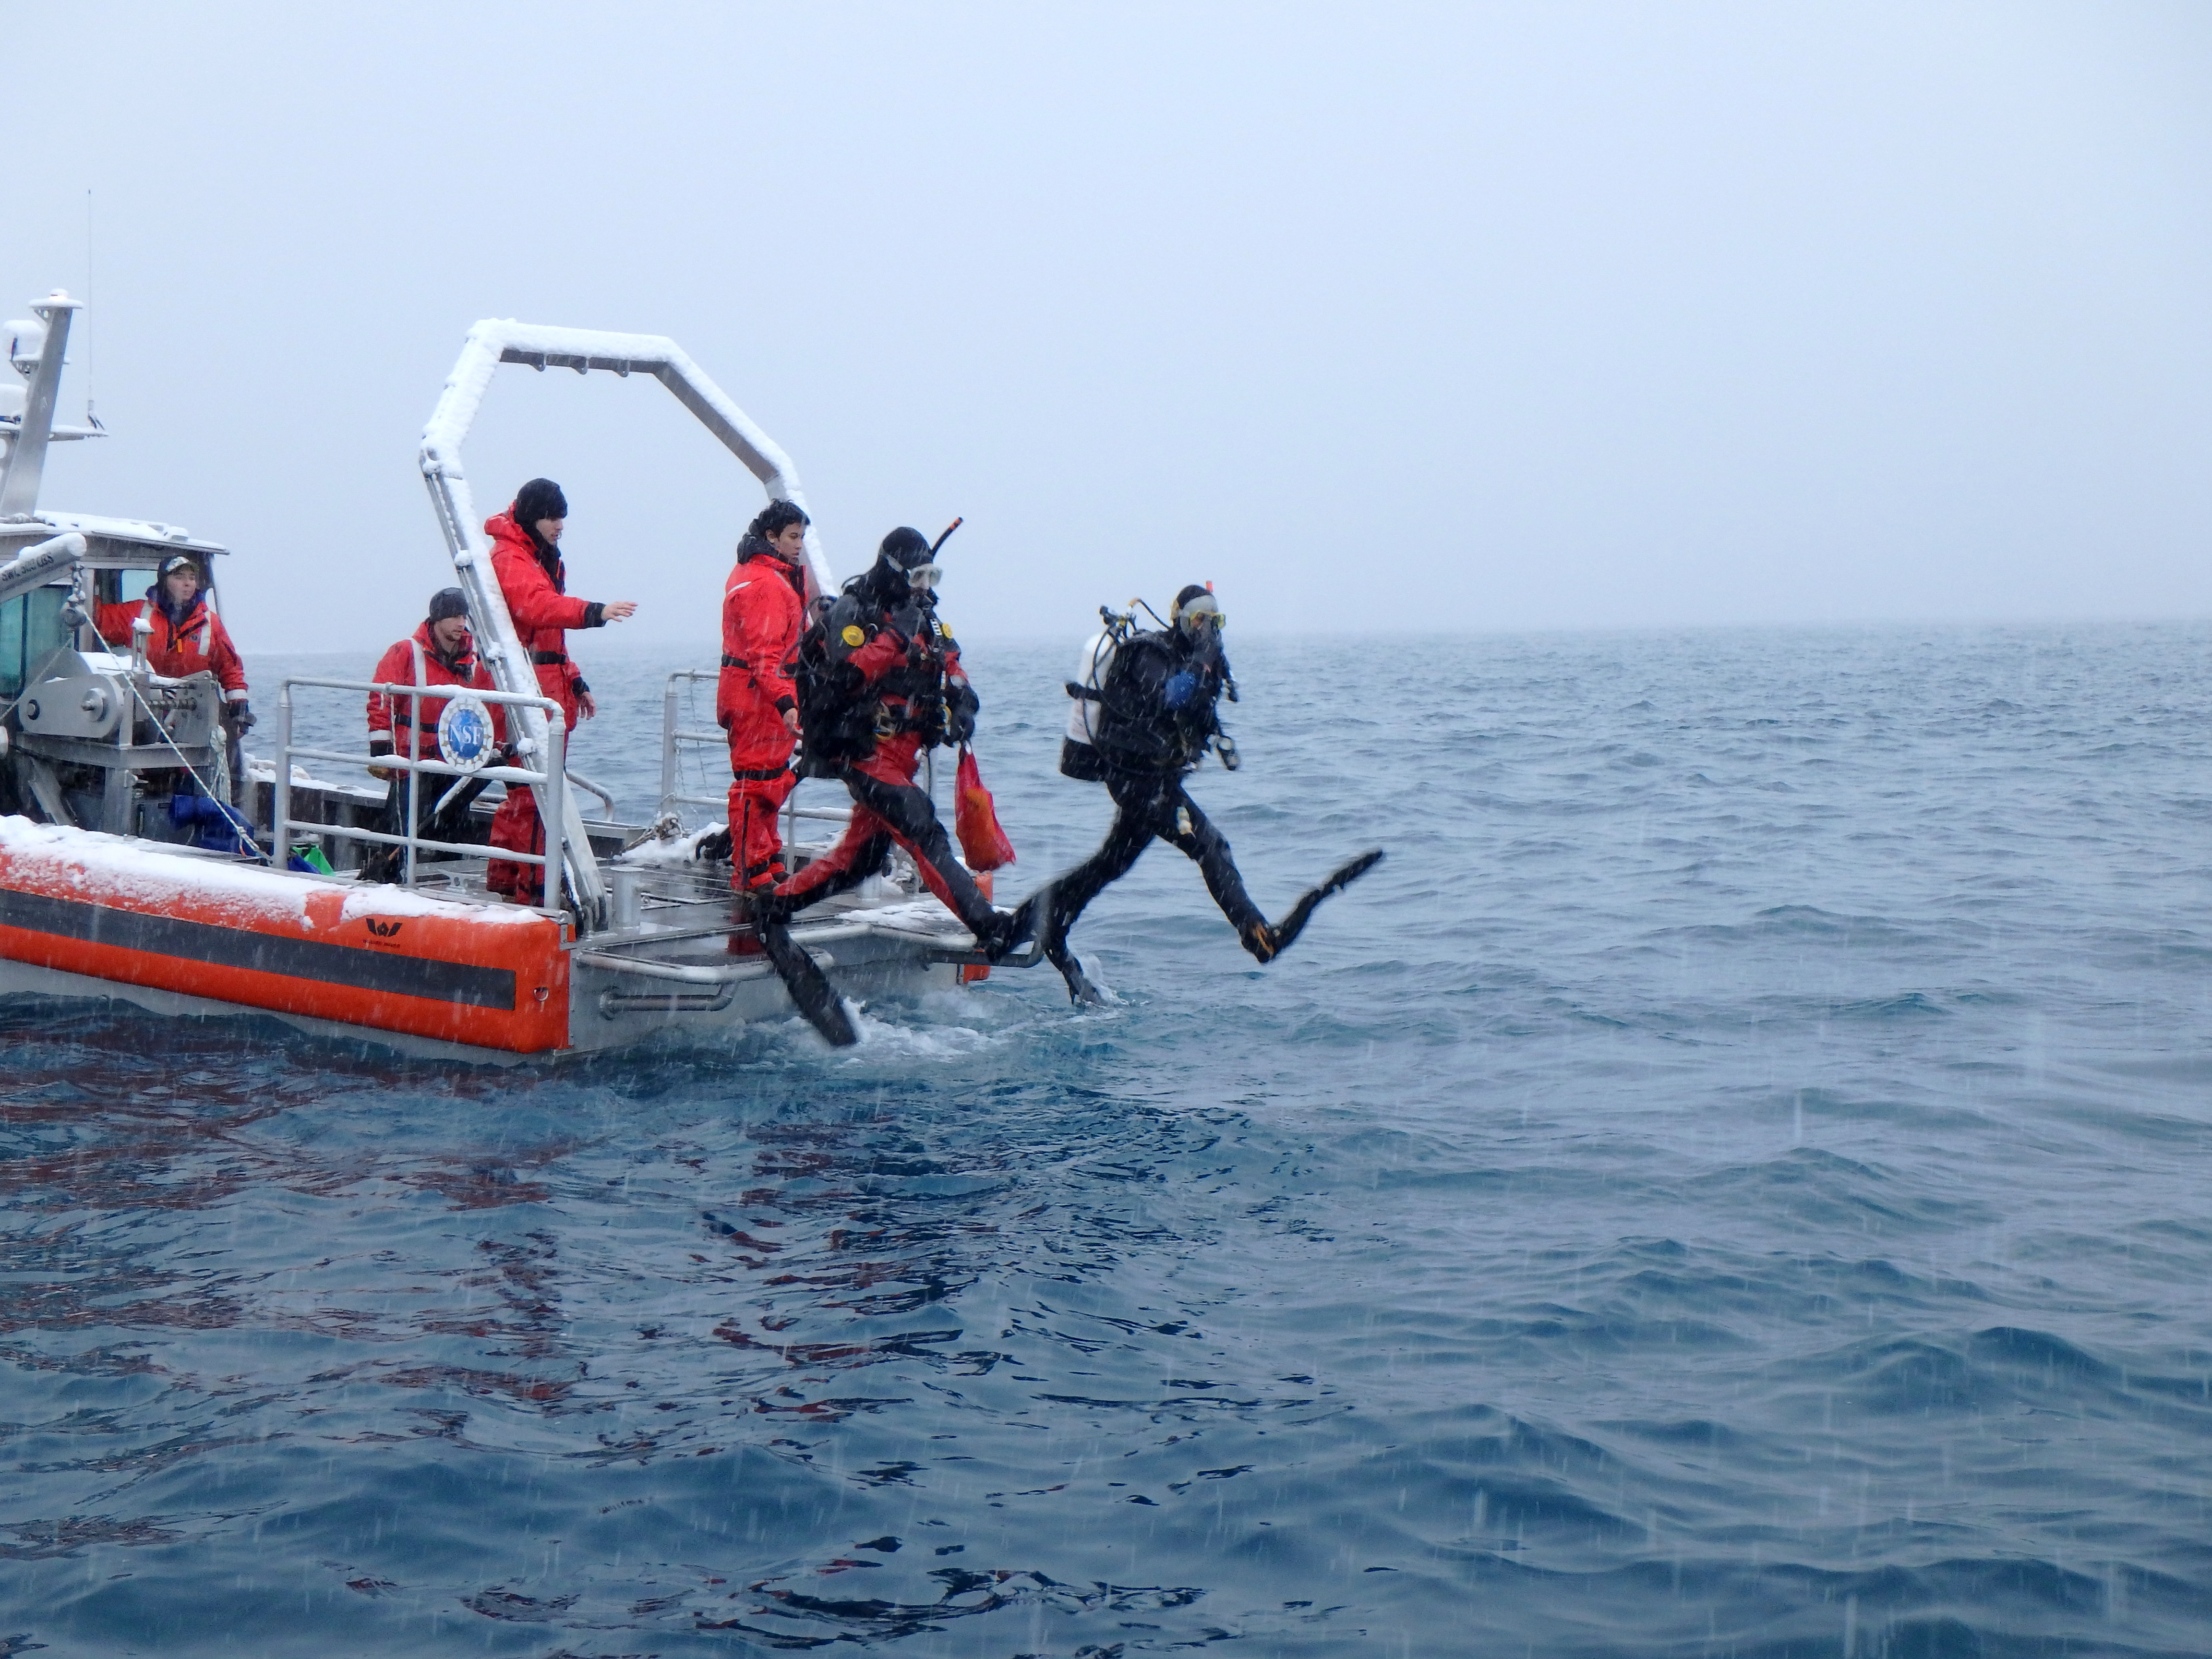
[1031,627,1262,998]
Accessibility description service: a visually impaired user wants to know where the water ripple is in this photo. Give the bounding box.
[4,626,2212,1654]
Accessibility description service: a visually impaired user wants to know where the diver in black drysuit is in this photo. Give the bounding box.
[762,529,1011,953]
[1023,586,1275,1004]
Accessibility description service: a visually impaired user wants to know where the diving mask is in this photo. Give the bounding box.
[906,563,944,593]
[1176,594,1225,634]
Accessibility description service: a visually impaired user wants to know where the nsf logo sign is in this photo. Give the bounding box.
[437,696,497,772]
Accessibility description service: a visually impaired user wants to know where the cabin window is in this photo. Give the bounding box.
[0,583,71,697]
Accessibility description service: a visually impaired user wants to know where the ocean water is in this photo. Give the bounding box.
[5,623,2212,1658]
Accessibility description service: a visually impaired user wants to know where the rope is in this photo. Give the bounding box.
[119,673,268,861]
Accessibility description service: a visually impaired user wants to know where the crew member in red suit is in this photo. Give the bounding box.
[718,499,811,895]
[481,477,637,903]
[95,552,252,790]
[763,528,1017,957]
[360,587,503,883]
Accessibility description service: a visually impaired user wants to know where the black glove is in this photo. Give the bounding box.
[946,683,978,745]
[228,703,256,732]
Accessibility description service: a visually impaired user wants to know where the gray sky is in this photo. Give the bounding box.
[5,2,2209,650]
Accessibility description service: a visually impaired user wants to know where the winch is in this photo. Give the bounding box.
[18,656,218,747]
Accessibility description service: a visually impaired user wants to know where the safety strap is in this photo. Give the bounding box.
[1065,681,1102,700]
[386,638,439,755]
[721,652,748,669]
[732,764,789,782]
[529,649,566,665]
[138,599,211,660]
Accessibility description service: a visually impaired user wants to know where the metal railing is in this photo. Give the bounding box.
[658,669,727,817]
[658,668,852,849]
[274,676,575,909]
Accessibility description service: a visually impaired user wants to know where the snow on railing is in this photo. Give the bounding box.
[274,675,570,908]
[413,318,841,932]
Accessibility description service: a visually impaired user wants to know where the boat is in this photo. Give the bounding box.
[0,290,1026,1059]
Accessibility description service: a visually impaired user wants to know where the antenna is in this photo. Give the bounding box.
[84,189,95,424]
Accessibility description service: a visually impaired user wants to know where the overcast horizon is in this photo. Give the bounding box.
[4,2,2208,654]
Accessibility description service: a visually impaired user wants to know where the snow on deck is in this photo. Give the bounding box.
[843,895,974,938]
[612,826,720,867]
[0,817,540,929]
[336,881,541,925]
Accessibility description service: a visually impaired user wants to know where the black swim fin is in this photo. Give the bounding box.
[756,919,860,1047]
[1046,941,1108,1006]
[1252,848,1384,963]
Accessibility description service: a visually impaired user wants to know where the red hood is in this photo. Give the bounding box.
[486,508,561,585]
[484,509,531,554]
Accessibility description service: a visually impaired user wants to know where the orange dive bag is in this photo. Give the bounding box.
[953,747,1016,872]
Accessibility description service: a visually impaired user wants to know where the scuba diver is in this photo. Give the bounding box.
[1026,584,1381,1004]
[753,525,1021,1043]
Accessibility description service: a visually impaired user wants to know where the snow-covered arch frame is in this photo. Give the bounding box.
[418,320,831,924]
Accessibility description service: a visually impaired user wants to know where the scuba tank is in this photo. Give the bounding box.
[1061,603,1233,780]
[1058,626,1119,781]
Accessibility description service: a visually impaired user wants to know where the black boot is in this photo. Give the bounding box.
[1243,849,1385,964]
[1048,940,1107,1005]
[1025,888,1104,1005]
[966,909,1016,963]
[1238,920,1280,963]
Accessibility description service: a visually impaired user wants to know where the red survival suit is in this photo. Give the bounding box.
[717,539,806,891]
[366,622,501,761]
[770,581,1007,950]
[94,587,250,706]
[482,508,607,902]
[362,621,504,880]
